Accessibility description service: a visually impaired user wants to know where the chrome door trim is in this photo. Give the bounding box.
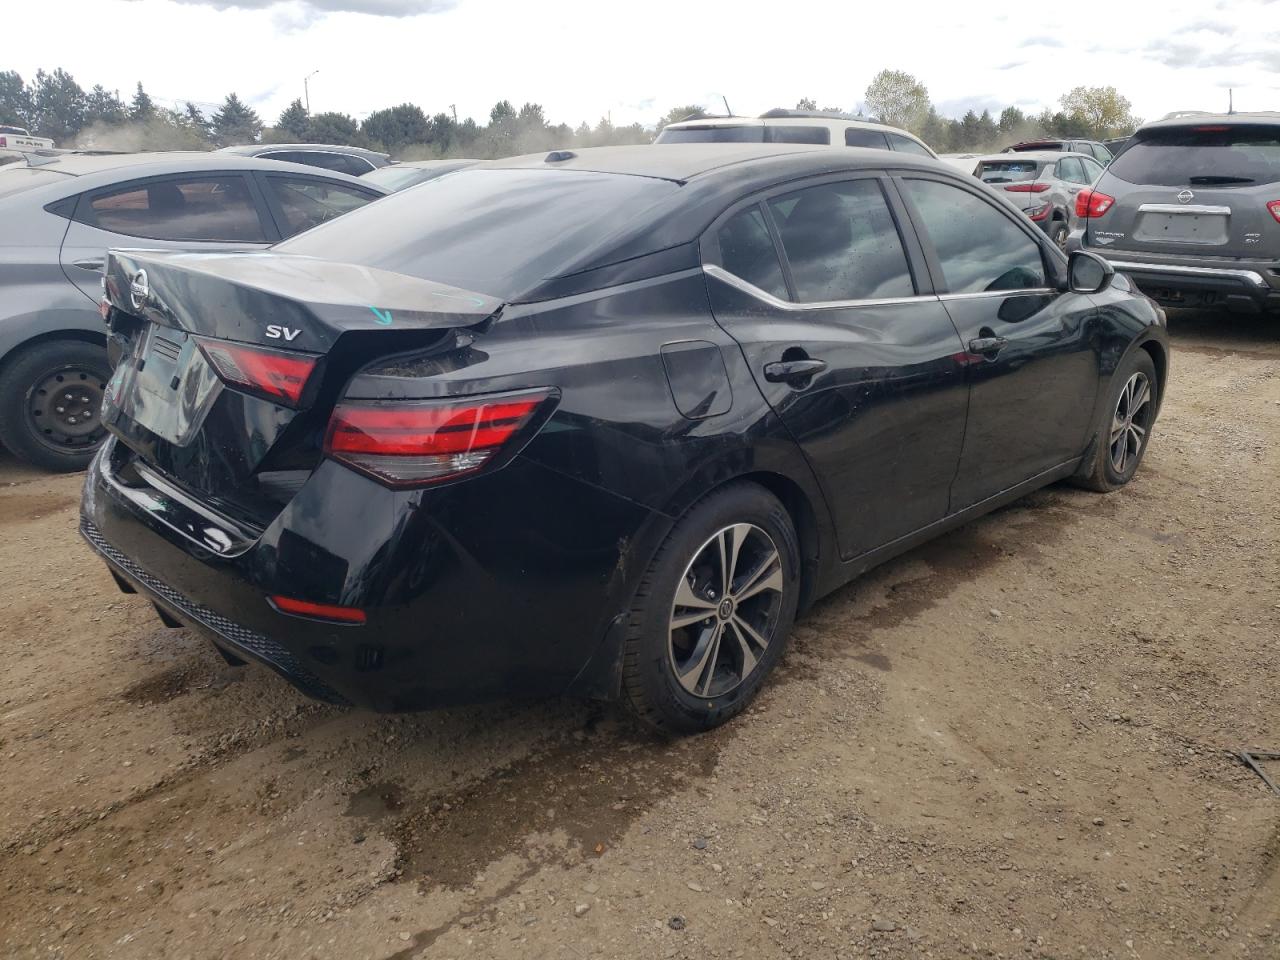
[703,264,938,311]
[937,287,1058,302]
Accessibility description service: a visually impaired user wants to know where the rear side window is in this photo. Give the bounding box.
[82,176,266,242]
[903,179,1046,293]
[979,161,1041,184]
[845,128,890,150]
[1057,157,1088,184]
[1108,125,1280,186]
[717,206,787,298]
[1081,157,1104,182]
[277,167,680,299]
[767,179,914,302]
[656,125,766,143]
[765,126,831,145]
[263,176,375,235]
[887,134,933,157]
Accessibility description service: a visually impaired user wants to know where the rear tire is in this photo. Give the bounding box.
[0,340,111,472]
[1049,219,1068,252]
[1072,349,1158,492]
[621,483,801,735]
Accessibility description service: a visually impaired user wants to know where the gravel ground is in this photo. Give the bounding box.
[1,309,1277,960]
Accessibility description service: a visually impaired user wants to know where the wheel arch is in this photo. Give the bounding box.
[0,327,108,373]
[1136,336,1168,413]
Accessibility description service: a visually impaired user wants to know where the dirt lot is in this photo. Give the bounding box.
[1,310,1277,960]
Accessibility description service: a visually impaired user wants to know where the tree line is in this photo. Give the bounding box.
[1,66,1140,160]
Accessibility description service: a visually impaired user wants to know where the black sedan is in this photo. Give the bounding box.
[82,144,1168,733]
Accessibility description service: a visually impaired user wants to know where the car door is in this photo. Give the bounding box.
[896,174,1101,509]
[704,174,970,560]
[58,172,274,303]
[256,172,381,236]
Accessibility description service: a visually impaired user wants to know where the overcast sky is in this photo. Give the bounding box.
[7,0,1279,128]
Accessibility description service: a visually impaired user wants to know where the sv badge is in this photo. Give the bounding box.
[265,325,301,342]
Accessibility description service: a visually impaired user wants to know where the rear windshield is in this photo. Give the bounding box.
[1108,125,1280,186]
[657,125,831,145]
[276,167,678,299]
[978,161,1043,184]
[0,167,65,199]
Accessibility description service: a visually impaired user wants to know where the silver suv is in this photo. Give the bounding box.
[973,151,1105,250]
[1066,112,1280,314]
[656,110,937,158]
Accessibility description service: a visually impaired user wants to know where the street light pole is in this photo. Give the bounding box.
[304,70,320,114]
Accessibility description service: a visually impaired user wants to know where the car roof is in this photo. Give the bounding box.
[485,143,859,182]
[664,114,921,139]
[1137,111,1280,133]
[220,143,391,161]
[975,151,1094,164]
[395,158,480,170]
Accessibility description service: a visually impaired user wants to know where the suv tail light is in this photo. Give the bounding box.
[1267,200,1280,223]
[324,389,556,487]
[197,339,318,407]
[1075,187,1115,219]
[1005,183,1051,193]
[1028,201,1051,222]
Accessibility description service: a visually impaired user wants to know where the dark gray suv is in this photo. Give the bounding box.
[1066,113,1280,314]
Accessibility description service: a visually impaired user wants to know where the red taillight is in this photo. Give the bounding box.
[1028,202,1051,222]
[270,595,366,624]
[324,389,555,487]
[0,137,7,148]
[1267,200,1280,223]
[1004,183,1051,193]
[1076,187,1115,219]
[197,339,317,407]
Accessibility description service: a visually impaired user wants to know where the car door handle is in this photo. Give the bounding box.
[72,257,105,272]
[763,359,827,383]
[968,336,1008,355]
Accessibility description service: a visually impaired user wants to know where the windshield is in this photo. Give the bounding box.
[363,166,437,190]
[277,167,679,299]
[1108,125,1280,186]
[978,161,1043,184]
[0,167,65,199]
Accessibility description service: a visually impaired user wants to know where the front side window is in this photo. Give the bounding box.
[84,175,265,242]
[903,178,1046,293]
[264,176,376,235]
[767,179,914,302]
[887,133,934,157]
[716,205,787,298]
[845,128,890,150]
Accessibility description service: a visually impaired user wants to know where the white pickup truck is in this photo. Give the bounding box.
[0,125,55,152]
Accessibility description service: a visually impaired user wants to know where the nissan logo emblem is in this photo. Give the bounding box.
[1177,189,1195,204]
[128,270,149,311]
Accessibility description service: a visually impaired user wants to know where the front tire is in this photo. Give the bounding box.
[1073,349,1158,492]
[621,483,801,734]
[0,340,111,472]
[1049,219,1068,252]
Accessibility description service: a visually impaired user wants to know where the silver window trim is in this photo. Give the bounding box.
[1106,260,1268,288]
[703,264,936,310]
[1137,203,1232,215]
[938,287,1058,302]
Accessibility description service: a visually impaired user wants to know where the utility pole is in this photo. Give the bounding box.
[450,103,458,123]
[304,69,320,114]
[1228,88,1234,114]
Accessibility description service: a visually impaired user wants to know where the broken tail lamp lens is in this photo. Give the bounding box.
[324,389,555,488]
[197,339,318,407]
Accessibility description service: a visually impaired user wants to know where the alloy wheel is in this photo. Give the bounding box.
[1109,371,1152,474]
[668,523,785,698]
[27,367,107,452]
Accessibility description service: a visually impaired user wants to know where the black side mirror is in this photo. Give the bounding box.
[1068,250,1114,294]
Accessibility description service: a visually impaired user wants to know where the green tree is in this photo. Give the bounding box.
[864,69,929,132]
[657,104,705,130]
[29,68,87,142]
[276,98,310,139]
[1059,85,1136,138]
[920,106,950,153]
[183,102,212,141]
[211,92,262,146]
[976,108,998,147]
[998,105,1026,133]
[85,85,127,125]
[795,97,817,111]
[0,71,34,127]
[360,103,427,151]
[304,111,361,145]
[129,82,155,122]
[488,100,517,126]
